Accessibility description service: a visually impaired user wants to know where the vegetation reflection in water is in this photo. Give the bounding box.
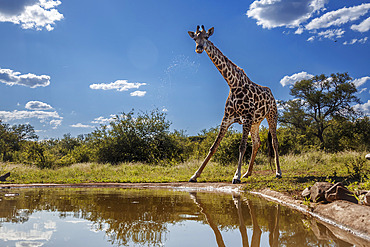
[0,188,361,246]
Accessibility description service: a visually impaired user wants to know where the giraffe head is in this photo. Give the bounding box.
[188,25,214,54]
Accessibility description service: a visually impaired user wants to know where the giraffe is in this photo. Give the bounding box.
[188,25,281,184]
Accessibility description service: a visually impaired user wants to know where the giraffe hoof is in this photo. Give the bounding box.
[188,178,197,183]
[275,174,282,179]
[232,179,241,184]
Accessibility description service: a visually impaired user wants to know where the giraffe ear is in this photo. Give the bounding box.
[207,27,214,37]
[188,31,195,39]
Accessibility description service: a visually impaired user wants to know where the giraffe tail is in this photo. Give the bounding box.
[267,131,274,172]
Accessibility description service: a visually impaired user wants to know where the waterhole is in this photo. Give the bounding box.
[0,188,363,246]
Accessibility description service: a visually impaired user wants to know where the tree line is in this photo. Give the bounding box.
[1,73,369,168]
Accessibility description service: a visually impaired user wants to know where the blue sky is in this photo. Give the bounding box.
[0,0,369,139]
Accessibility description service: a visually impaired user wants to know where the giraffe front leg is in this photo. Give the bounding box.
[189,120,231,182]
[233,122,252,184]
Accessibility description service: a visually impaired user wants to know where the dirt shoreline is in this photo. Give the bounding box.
[1,182,369,244]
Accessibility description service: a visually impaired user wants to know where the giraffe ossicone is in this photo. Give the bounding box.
[188,25,282,184]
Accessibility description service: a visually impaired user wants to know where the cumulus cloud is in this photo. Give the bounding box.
[0,100,62,128]
[247,0,327,29]
[343,37,368,45]
[25,101,53,110]
[352,76,370,88]
[49,119,62,129]
[89,80,146,92]
[353,100,370,116]
[247,1,370,44]
[70,123,94,128]
[130,90,146,97]
[306,3,370,30]
[91,115,115,124]
[0,68,50,88]
[280,71,314,87]
[0,110,62,122]
[0,0,63,31]
[351,17,370,32]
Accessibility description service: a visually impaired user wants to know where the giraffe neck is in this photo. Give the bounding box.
[205,41,250,89]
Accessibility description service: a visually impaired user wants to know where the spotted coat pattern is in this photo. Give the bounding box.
[206,42,277,126]
[188,26,282,184]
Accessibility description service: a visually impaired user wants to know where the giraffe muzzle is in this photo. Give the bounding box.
[196,46,204,54]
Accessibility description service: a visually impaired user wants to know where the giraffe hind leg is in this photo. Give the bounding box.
[266,114,282,178]
[233,123,251,184]
[233,120,253,183]
[242,123,261,179]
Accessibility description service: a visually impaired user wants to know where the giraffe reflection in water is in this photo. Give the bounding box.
[190,192,280,247]
[0,188,368,246]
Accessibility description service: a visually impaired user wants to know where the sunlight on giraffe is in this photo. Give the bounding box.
[188,25,282,184]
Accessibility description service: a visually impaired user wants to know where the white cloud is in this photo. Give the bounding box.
[352,76,370,88]
[358,88,368,94]
[0,0,63,31]
[351,17,370,33]
[295,26,304,34]
[247,0,327,29]
[316,28,345,40]
[0,110,63,128]
[247,2,370,44]
[358,37,368,44]
[25,101,53,110]
[280,71,314,87]
[70,123,94,128]
[91,115,115,124]
[130,90,146,97]
[343,37,368,45]
[307,36,315,42]
[353,100,370,115]
[0,110,61,121]
[40,0,61,9]
[0,68,50,88]
[49,119,62,129]
[306,3,370,30]
[89,80,146,92]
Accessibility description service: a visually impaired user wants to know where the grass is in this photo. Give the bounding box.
[0,161,234,184]
[243,150,370,195]
[0,151,369,197]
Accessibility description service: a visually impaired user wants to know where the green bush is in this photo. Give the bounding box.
[1,106,369,168]
[89,109,186,164]
[189,126,252,165]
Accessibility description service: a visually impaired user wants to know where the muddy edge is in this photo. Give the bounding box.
[1,182,369,243]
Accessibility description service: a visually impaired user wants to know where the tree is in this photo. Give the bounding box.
[279,73,361,149]
[0,120,38,161]
[89,109,185,164]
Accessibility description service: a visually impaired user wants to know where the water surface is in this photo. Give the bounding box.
[0,187,363,246]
